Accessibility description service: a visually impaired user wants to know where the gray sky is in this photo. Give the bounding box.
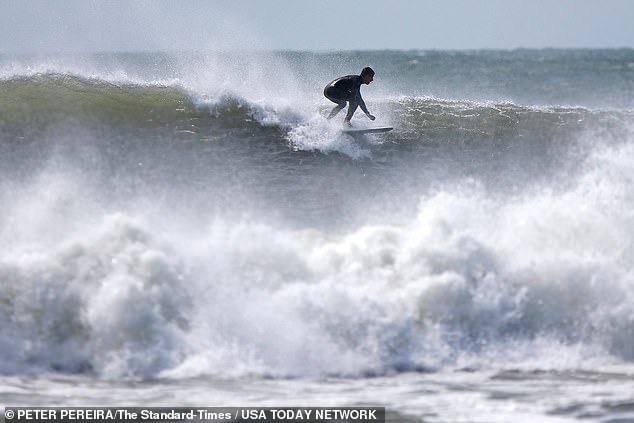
[2,0,634,53]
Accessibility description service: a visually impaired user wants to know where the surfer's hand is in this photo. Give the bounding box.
[367,114,376,121]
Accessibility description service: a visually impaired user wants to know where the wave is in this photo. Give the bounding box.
[4,73,632,167]
[2,51,634,381]
[2,139,634,379]
[0,73,295,136]
[3,73,631,140]
[1,69,632,381]
[2,73,191,122]
[393,96,593,133]
[1,202,632,379]
[287,96,634,159]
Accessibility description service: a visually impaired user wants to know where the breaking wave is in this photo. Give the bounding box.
[1,137,634,379]
[2,51,634,380]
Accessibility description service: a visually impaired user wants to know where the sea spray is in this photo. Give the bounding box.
[1,49,633,383]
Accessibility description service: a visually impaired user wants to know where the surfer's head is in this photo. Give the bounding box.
[361,67,375,84]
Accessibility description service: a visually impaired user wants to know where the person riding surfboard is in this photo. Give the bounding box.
[324,67,376,126]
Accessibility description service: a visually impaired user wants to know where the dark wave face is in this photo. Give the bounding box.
[1,50,634,379]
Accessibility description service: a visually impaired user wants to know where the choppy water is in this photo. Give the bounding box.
[1,49,634,422]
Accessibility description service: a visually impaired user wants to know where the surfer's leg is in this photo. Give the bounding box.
[327,101,347,119]
[324,86,349,119]
[344,100,358,122]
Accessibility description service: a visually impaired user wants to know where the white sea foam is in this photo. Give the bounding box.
[1,134,633,379]
[1,50,634,383]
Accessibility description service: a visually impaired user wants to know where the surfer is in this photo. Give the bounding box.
[324,67,376,126]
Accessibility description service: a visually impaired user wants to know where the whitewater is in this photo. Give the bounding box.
[1,49,634,422]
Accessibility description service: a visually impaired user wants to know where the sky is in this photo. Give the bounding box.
[1,0,634,53]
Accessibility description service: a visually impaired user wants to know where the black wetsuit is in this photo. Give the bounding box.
[323,75,370,121]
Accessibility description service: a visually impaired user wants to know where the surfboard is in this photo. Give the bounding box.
[341,126,393,135]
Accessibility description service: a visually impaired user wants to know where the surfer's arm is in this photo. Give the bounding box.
[357,95,375,120]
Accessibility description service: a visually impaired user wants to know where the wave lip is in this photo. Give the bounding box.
[0,73,202,127]
[0,73,304,137]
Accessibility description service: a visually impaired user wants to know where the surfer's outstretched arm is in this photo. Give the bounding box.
[357,95,375,120]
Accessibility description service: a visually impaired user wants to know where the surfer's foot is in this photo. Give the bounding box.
[343,120,352,128]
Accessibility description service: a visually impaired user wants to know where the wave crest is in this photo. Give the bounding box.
[0,73,290,132]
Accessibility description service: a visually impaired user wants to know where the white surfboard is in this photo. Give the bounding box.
[341,126,393,135]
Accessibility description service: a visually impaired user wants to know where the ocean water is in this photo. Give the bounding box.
[1,49,634,422]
